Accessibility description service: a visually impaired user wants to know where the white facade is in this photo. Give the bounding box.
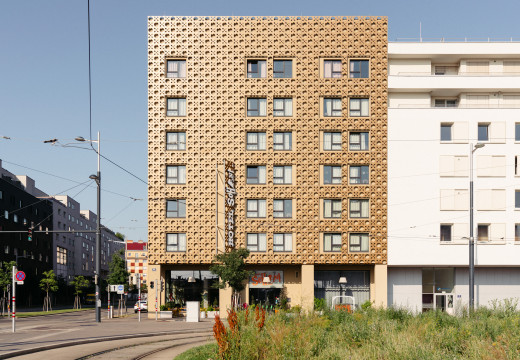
[388,42,520,312]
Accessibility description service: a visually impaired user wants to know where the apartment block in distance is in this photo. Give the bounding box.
[148,16,388,313]
[126,240,148,285]
[388,42,520,312]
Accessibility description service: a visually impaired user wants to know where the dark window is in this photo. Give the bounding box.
[516,123,520,141]
[349,60,369,78]
[246,166,266,184]
[477,224,489,241]
[273,60,292,78]
[440,124,452,141]
[440,225,452,242]
[478,124,489,141]
[247,60,266,78]
[324,165,342,184]
[166,200,186,218]
[516,190,520,208]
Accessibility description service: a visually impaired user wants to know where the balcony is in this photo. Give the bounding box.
[389,73,520,92]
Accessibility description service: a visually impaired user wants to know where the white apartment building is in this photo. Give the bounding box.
[388,42,520,312]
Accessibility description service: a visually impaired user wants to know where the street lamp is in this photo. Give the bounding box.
[469,142,485,311]
[77,132,102,323]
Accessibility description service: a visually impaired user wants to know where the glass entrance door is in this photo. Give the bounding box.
[435,294,454,315]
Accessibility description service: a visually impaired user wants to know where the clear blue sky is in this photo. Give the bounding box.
[1,0,519,242]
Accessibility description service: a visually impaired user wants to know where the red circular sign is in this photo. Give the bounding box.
[15,271,25,281]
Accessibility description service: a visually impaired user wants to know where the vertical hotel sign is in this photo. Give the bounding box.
[225,160,236,250]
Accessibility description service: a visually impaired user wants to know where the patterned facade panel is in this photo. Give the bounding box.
[148,16,388,265]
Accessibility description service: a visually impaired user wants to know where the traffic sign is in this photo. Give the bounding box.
[117,285,124,295]
[15,271,25,282]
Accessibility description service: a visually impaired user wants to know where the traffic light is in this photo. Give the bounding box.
[150,281,154,289]
[27,229,32,241]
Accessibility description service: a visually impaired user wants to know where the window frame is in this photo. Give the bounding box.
[246,233,267,252]
[246,59,267,78]
[349,98,370,117]
[516,190,520,209]
[273,233,293,252]
[440,123,453,142]
[273,98,293,117]
[166,165,186,184]
[166,233,187,252]
[246,132,267,151]
[323,199,342,218]
[515,224,520,242]
[440,224,452,242]
[349,165,369,185]
[516,123,520,142]
[434,99,458,108]
[273,165,292,185]
[323,233,342,252]
[349,233,369,252]
[349,59,369,78]
[478,123,489,141]
[323,60,342,78]
[247,98,267,117]
[273,199,292,218]
[166,98,187,117]
[166,59,186,78]
[323,132,342,151]
[166,199,186,218]
[246,165,266,184]
[273,59,292,78]
[273,132,292,151]
[323,165,342,185]
[349,132,369,151]
[166,132,186,150]
[323,98,342,117]
[477,224,489,241]
[246,199,266,218]
[349,199,369,218]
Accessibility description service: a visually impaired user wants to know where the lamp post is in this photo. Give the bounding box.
[469,142,485,311]
[76,132,101,323]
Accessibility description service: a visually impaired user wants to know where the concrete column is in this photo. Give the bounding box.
[219,286,232,317]
[374,264,388,308]
[301,264,314,312]
[147,264,162,319]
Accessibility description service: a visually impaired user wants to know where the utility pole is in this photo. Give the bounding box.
[11,266,16,333]
[138,277,141,322]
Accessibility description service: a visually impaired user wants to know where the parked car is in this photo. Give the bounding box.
[134,300,148,313]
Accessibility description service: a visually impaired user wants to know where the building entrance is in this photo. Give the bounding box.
[249,288,281,307]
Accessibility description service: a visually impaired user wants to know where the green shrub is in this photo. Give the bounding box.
[314,297,326,311]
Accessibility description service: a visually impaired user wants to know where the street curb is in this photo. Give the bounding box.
[0,328,213,359]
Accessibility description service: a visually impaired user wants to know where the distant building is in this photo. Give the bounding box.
[126,240,147,285]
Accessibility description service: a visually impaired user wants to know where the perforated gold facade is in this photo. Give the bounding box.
[148,16,388,269]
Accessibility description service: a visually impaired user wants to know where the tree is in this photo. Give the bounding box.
[107,249,130,288]
[39,270,58,311]
[210,248,253,309]
[71,276,89,309]
[115,232,125,241]
[0,261,16,316]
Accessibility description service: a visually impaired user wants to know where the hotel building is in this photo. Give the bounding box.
[147,16,388,312]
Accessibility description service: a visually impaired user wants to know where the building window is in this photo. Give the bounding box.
[516,224,520,241]
[166,233,186,252]
[323,60,342,78]
[246,233,266,252]
[166,199,186,218]
[166,132,186,150]
[273,98,293,117]
[166,165,186,184]
[13,214,18,223]
[323,199,342,218]
[0,190,2,200]
[246,132,266,150]
[323,98,342,117]
[273,233,292,252]
[349,132,369,151]
[273,132,292,151]
[324,165,342,184]
[247,60,266,78]
[323,132,342,151]
[273,60,292,78]
[247,98,267,116]
[246,199,266,218]
[323,233,342,252]
[273,199,292,218]
[349,166,369,184]
[349,199,369,218]
[349,233,369,252]
[478,123,489,141]
[349,98,369,117]
[273,166,292,184]
[349,60,369,78]
[435,99,457,108]
[246,165,266,184]
[516,190,520,208]
[440,224,452,242]
[440,124,452,141]
[477,224,489,241]
[4,210,8,220]
[4,245,9,254]
[166,60,186,78]
[516,123,520,141]
[166,98,186,116]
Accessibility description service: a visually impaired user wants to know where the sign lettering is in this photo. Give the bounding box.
[225,160,236,250]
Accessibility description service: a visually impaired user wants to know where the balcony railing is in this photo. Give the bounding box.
[390,103,520,109]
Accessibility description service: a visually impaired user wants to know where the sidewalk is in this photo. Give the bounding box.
[0,311,214,358]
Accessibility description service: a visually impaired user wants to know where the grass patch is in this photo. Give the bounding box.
[208,305,520,359]
[174,343,217,360]
[12,308,94,318]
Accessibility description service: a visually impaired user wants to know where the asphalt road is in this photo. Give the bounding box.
[0,310,214,359]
